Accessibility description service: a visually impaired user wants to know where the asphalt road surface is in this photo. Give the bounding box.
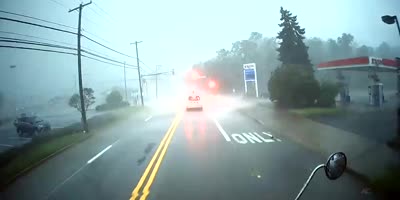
[0,96,373,200]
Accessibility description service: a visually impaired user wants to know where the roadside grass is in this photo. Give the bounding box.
[0,133,89,187]
[289,107,346,117]
[371,165,400,199]
[0,106,147,189]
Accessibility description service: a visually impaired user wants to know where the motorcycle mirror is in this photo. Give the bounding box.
[324,152,347,180]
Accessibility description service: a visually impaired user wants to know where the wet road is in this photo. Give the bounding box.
[0,96,373,200]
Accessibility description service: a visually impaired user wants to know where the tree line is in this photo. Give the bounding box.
[198,20,399,94]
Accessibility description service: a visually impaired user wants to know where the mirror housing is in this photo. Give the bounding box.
[324,152,347,180]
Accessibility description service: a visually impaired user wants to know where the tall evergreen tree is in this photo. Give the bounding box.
[277,7,311,69]
[269,7,320,108]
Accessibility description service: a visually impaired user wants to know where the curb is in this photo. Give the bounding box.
[238,107,373,185]
[0,133,92,190]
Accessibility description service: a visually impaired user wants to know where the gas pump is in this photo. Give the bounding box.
[368,73,384,106]
[336,71,350,104]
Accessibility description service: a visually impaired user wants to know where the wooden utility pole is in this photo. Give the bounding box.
[124,62,128,101]
[131,41,144,106]
[69,1,92,133]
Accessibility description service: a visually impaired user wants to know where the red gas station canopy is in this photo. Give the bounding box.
[317,56,400,72]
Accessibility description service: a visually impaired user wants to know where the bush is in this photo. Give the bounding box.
[268,64,320,108]
[317,81,339,107]
[95,101,130,112]
[106,90,123,105]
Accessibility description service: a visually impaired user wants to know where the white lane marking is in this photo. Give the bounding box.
[212,118,231,142]
[242,132,262,143]
[277,138,282,142]
[253,132,274,143]
[46,139,120,199]
[145,116,153,122]
[231,133,247,144]
[262,132,273,138]
[87,139,119,164]
[0,144,13,147]
[46,165,86,199]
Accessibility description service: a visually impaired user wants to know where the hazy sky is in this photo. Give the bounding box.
[0,0,399,100]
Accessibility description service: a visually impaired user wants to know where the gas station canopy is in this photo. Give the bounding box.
[317,56,400,72]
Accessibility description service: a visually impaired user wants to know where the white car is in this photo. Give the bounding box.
[186,91,203,111]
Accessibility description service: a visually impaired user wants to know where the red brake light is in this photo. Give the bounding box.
[208,80,216,89]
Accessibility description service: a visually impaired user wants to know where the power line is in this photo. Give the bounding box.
[0,38,77,51]
[0,30,76,47]
[0,10,76,30]
[81,54,136,69]
[139,60,154,72]
[82,15,102,27]
[87,6,104,19]
[81,29,111,44]
[0,31,117,60]
[93,2,115,21]
[0,17,76,35]
[0,45,77,55]
[49,0,70,10]
[0,37,136,69]
[81,34,136,59]
[81,50,136,67]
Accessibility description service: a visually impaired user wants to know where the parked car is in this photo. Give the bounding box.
[13,114,51,137]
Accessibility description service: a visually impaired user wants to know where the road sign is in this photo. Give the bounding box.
[244,69,256,81]
[243,63,259,97]
[243,63,256,70]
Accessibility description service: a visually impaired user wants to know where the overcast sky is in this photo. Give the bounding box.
[0,0,399,100]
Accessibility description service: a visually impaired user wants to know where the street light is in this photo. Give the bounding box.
[381,15,400,37]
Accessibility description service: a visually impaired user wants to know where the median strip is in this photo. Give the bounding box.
[130,112,182,200]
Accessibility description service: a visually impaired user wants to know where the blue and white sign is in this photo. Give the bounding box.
[243,63,259,97]
[244,69,256,81]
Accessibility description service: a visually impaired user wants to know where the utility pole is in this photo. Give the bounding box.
[123,62,128,101]
[155,65,161,99]
[69,1,92,133]
[131,41,144,107]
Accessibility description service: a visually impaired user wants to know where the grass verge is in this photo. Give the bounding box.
[289,107,345,117]
[0,106,147,189]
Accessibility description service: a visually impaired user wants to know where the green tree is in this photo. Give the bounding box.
[317,81,339,107]
[337,33,354,58]
[326,39,340,60]
[106,90,123,104]
[269,64,320,108]
[269,7,319,108]
[305,37,326,65]
[276,7,311,69]
[376,42,391,57]
[68,88,95,113]
[355,45,371,57]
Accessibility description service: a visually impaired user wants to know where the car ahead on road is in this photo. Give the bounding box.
[186,91,203,111]
[13,114,51,137]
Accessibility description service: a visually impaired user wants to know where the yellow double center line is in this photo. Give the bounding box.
[130,112,183,200]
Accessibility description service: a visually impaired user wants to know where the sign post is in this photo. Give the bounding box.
[243,63,258,97]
